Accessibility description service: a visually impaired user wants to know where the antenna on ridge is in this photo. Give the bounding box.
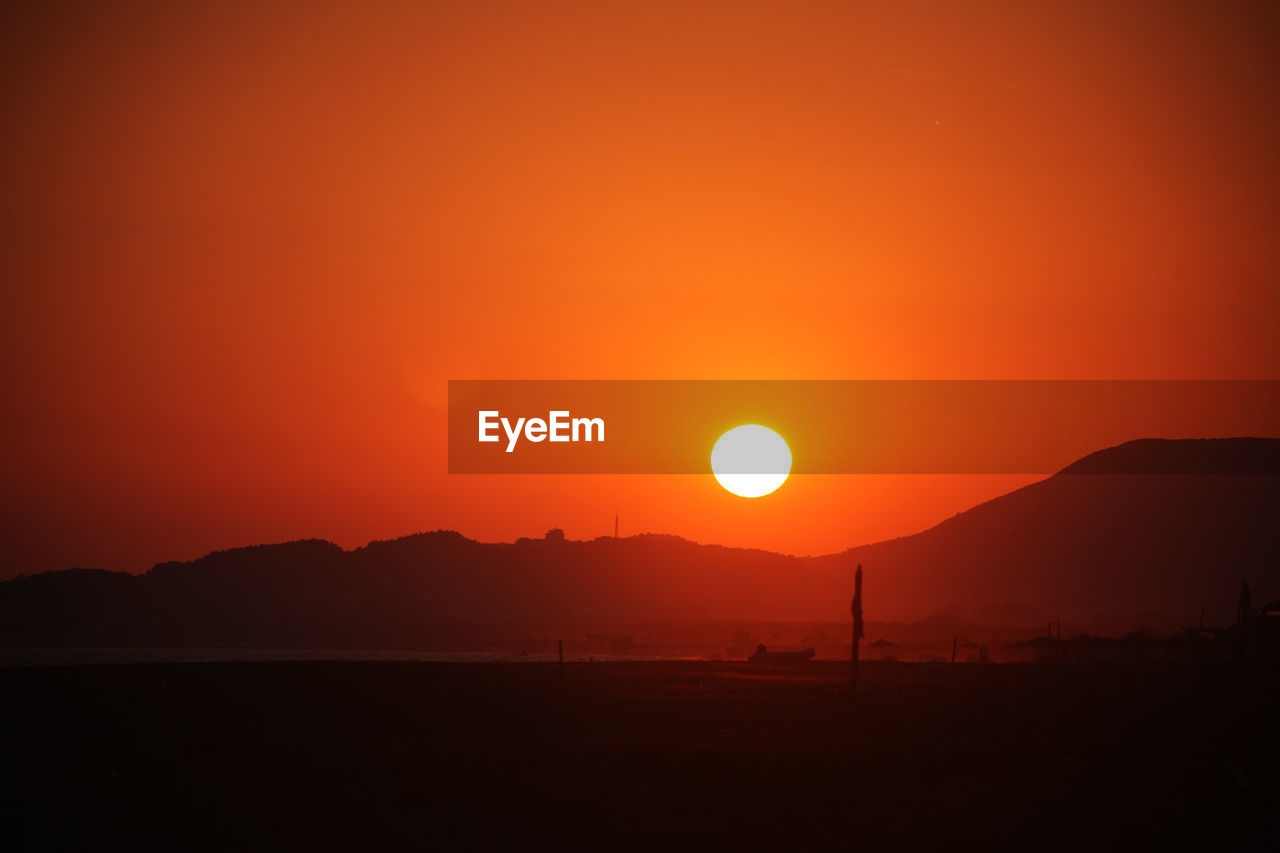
[850,563,864,704]
[614,512,619,539]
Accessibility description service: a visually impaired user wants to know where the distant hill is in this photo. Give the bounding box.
[1,438,1276,647]
[1058,437,1280,474]
[819,438,1280,632]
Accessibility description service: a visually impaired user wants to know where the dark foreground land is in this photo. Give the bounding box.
[3,661,1278,850]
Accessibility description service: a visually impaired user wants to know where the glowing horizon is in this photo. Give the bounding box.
[1,0,1278,577]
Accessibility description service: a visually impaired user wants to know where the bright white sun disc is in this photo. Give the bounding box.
[710,424,791,498]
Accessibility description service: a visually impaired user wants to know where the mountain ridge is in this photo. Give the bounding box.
[2,438,1276,645]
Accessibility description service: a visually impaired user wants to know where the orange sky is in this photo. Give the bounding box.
[2,0,1278,578]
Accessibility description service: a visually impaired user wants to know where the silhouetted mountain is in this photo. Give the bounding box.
[815,438,1280,632]
[1,438,1276,647]
[1058,437,1280,474]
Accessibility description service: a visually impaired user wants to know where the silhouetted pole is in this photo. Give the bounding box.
[558,640,564,685]
[850,564,864,702]
[614,512,619,539]
[951,636,957,664]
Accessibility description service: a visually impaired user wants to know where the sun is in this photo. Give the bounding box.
[710,424,791,498]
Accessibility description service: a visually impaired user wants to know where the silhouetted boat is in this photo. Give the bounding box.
[747,644,815,664]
